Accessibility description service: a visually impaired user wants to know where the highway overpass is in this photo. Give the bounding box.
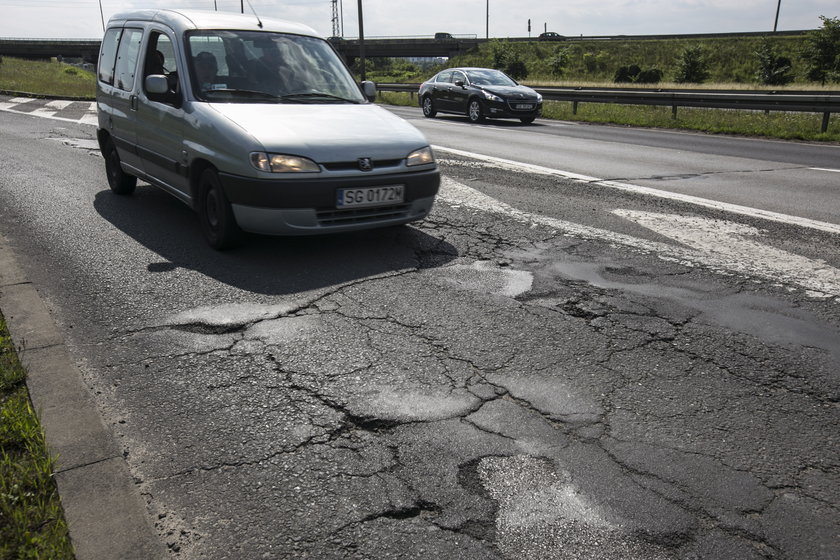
[0,30,809,65]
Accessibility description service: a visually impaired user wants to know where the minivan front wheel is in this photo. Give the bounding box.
[467,99,485,123]
[103,138,137,195]
[422,96,436,118]
[198,168,241,250]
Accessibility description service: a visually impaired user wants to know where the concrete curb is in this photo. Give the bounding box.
[0,233,165,559]
[0,89,94,102]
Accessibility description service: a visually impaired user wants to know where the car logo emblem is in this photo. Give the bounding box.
[358,157,373,171]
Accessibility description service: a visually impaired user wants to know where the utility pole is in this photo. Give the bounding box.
[331,0,340,37]
[773,0,781,32]
[358,0,365,81]
[486,0,489,39]
[98,0,105,32]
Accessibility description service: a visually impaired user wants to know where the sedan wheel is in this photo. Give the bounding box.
[520,116,536,124]
[468,99,485,123]
[422,96,436,118]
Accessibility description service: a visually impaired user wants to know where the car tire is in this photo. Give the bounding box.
[103,137,137,195]
[198,167,242,250]
[467,99,485,123]
[520,117,536,124]
[422,95,436,118]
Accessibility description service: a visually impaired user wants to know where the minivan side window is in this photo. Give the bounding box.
[98,27,122,85]
[114,28,144,91]
[143,31,180,105]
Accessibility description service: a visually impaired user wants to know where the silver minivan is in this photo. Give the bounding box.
[96,9,439,248]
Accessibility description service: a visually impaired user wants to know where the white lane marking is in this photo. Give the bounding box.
[438,176,840,299]
[810,167,840,173]
[0,98,97,126]
[0,107,95,125]
[433,145,840,236]
[46,100,74,110]
[79,113,99,126]
[614,209,840,299]
[32,99,74,117]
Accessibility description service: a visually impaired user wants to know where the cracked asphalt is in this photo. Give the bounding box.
[1,110,839,559]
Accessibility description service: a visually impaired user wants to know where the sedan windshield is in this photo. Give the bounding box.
[186,30,365,103]
[465,69,517,87]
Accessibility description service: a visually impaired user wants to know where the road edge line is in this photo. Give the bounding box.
[432,145,840,236]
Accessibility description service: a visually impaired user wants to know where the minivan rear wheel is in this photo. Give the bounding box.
[198,168,241,250]
[103,137,137,195]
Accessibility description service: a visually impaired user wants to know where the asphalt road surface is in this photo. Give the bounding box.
[1,99,839,559]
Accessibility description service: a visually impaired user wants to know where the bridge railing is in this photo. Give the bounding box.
[376,83,839,133]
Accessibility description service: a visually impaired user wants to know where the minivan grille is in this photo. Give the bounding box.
[322,159,403,172]
[317,203,411,226]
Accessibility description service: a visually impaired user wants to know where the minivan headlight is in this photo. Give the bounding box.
[250,152,320,173]
[406,147,435,167]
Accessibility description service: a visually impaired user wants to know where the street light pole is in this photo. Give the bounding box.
[486,0,489,39]
[358,0,366,81]
[774,0,781,32]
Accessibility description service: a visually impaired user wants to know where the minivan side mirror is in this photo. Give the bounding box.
[145,74,169,94]
[361,80,376,102]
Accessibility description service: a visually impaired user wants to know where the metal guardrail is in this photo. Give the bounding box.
[377,83,839,133]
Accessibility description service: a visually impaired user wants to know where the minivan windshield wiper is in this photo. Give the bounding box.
[279,92,361,104]
[203,88,283,101]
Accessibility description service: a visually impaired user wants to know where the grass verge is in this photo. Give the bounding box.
[0,312,74,560]
[0,56,95,99]
[376,91,840,142]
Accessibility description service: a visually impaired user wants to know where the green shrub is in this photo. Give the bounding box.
[674,45,710,83]
[550,47,570,77]
[614,65,662,84]
[800,16,840,84]
[506,60,528,79]
[755,39,794,85]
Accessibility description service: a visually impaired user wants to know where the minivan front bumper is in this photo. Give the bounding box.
[218,168,440,235]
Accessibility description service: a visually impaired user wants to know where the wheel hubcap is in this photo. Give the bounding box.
[470,102,479,120]
[206,190,220,229]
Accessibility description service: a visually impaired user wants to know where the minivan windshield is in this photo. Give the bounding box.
[186,30,365,104]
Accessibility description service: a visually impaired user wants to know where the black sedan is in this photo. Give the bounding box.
[418,67,542,124]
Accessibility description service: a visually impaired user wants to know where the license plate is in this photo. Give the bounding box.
[515,103,534,110]
[337,185,405,208]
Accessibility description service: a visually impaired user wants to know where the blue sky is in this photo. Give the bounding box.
[0,0,835,39]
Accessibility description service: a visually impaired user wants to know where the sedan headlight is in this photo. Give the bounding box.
[250,152,320,173]
[406,146,435,167]
[536,93,543,102]
[483,91,503,102]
